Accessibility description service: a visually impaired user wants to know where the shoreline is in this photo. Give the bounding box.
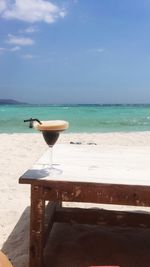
[1,132,150,266]
[1,130,150,134]
[1,131,150,146]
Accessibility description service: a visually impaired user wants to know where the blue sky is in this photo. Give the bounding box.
[0,0,150,104]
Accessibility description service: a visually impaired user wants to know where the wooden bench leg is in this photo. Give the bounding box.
[29,185,45,267]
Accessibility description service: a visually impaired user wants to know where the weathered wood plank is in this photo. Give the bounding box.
[41,181,150,207]
[54,207,150,228]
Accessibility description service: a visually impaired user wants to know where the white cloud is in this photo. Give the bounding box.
[6,34,34,46]
[0,46,21,53]
[86,48,105,55]
[0,47,5,52]
[22,54,36,59]
[1,0,66,23]
[10,46,21,51]
[0,0,6,13]
[96,48,105,53]
[90,48,105,53]
[22,26,38,34]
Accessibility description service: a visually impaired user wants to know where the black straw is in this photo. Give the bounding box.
[24,118,42,128]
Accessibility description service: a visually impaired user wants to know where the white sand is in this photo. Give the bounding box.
[1,132,150,267]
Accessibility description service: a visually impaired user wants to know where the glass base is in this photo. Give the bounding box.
[43,164,63,175]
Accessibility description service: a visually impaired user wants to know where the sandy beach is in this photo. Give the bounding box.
[1,132,150,267]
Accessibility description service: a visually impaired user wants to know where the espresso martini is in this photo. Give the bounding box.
[34,120,69,146]
[24,118,69,173]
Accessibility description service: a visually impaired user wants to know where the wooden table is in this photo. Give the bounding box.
[19,144,150,267]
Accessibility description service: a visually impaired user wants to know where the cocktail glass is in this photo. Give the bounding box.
[34,120,69,174]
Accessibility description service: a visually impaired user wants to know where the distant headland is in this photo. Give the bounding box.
[0,99,27,105]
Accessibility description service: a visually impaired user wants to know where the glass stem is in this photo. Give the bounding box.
[49,145,53,168]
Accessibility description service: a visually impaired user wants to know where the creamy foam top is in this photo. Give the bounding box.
[34,120,69,131]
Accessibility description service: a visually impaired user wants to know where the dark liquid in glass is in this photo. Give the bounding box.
[42,131,59,146]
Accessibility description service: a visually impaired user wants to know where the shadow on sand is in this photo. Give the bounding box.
[2,207,30,267]
[2,206,150,267]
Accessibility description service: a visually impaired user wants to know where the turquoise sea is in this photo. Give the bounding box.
[0,104,150,133]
